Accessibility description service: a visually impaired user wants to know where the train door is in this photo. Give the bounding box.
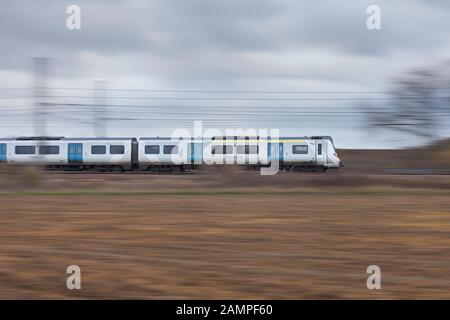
[68,143,83,163]
[269,142,283,162]
[233,141,238,164]
[315,141,325,165]
[190,142,203,164]
[279,143,284,162]
[225,142,235,165]
[0,143,6,162]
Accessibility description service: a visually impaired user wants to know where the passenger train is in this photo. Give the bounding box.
[0,136,343,172]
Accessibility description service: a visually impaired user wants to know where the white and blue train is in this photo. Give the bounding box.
[0,136,342,172]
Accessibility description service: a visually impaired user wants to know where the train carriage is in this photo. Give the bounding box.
[64,138,134,168]
[138,137,193,171]
[273,136,340,171]
[1,137,67,165]
[0,137,134,170]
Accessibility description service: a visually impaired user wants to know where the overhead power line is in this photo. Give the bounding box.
[1,95,449,101]
[1,86,449,94]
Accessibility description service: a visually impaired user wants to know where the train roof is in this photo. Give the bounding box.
[139,137,202,140]
[16,136,65,140]
[211,135,334,141]
[1,135,334,146]
[63,137,135,141]
[12,137,135,141]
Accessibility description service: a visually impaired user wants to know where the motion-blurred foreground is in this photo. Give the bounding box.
[0,142,450,299]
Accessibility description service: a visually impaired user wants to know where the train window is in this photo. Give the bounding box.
[110,145,125,154]
[15,146,36,154]
[247,145,258,154]
[91,145,106,154]
[236,145,259,154]
[236,145,245,154]
[163,145,178,154]
[39,146,60,155]
[212,145,233,155]
[145,145,160,154]
[292,145,308,154]
[318,144,322,155]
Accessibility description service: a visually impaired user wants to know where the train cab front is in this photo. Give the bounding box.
[333,151,343,168]
[326,141,342,169]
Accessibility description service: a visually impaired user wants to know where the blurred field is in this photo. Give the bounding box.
[0,167,450,299]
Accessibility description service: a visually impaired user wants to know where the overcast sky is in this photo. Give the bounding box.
[1,0,449,148]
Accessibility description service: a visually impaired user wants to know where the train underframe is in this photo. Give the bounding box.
[45,163,331,173]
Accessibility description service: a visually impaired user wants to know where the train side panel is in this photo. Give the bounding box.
[70,139,133,165]
[5,140,68,164]
[203,139,270,165]
[3,138,133,166]
[138,138,189,165]
[282,139,316,164]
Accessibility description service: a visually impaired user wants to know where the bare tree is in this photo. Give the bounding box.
[364,62,450,140]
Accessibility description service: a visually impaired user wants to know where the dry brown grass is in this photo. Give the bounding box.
[0,172,449,299]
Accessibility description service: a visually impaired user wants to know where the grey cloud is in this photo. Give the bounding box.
[1,0,450,148]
